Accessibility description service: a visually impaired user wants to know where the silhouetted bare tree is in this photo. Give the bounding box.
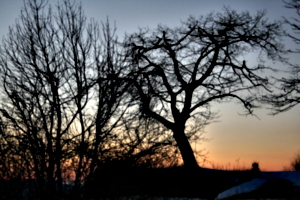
[84,19,133,185]
[0,1,185,198]
[124,7,286,168]
[0,0,129,198]
[262,0,300,114]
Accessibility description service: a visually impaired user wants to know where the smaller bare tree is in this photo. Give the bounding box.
[263,0,300,113]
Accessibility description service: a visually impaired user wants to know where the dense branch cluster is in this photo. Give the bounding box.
[0,1,181,199]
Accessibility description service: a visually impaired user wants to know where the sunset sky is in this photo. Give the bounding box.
[0,0,299,171]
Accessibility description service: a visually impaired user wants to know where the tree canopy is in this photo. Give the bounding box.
[124,7,286,168]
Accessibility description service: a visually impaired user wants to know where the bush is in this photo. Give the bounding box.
[291,152,300,171]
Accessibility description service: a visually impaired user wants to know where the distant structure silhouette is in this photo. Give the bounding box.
[251,162,261,178]
[251,162,260,172]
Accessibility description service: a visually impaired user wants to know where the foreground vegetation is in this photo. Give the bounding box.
[1,163,299,200]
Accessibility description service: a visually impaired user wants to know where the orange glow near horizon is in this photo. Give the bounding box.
[198,102,300,172]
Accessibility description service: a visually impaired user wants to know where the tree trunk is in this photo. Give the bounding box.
[172,125,199,169]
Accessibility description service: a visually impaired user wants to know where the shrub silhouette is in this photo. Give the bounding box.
[251,162,260,171]
[291,152,300,171]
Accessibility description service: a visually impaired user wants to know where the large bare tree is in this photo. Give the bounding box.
[124,8,286,168]
[0,0,128,198]
[0,0,181,198]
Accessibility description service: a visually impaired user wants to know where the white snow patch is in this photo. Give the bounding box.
[262,171,300,187]
[215,178,268,200]
[119,196,205,200]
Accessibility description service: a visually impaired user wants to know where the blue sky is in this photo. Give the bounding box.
[0,0,299,171]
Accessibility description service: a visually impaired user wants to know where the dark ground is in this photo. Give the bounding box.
[86,166,262,199]
[1,166,299,200]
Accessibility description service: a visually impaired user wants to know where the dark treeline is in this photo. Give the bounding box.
[0,0,299,199]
